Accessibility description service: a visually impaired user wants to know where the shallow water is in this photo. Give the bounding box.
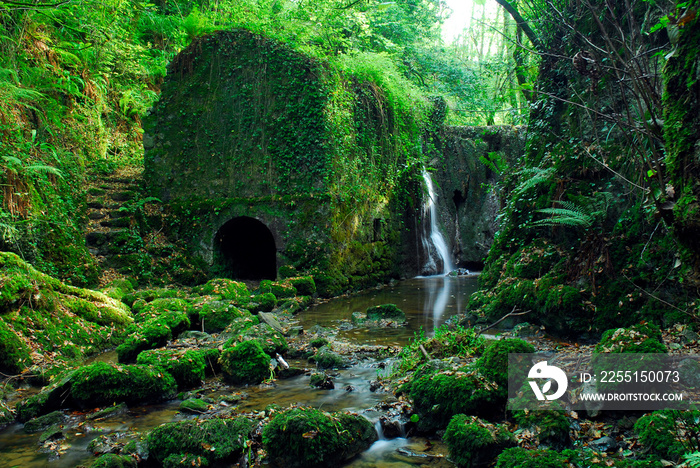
[0,276,478,467]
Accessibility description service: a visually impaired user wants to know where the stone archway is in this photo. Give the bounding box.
[213,217,277,280]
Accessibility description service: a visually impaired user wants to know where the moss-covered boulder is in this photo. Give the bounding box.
[595,323,666,353]
[116,319,173,363]
[495,447,568,468]
[15,369,76,422]
[0,252,132,371]
[71,361,177,406]
[147,417,254,465]
[239,322,288,355]
[258,280,297,299]
[478,338,534,388]
[219,340,270,384]
[310,345,345,369]
[23,410,66,434]
[512,410,570,448]
[198,301,248,333]
[444,414,514,468]
[288,276,316,296]
[246,292,277,314]
[136,348,214,389]
[634,410,700,460]
[90,453,138,468]
[366,303,405,321]
[196,278,249,300]
[407,366,504,431]
[262,408,377,468]
[135,298,194,331]
[180,398,209,413]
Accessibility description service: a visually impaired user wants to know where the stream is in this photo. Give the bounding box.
[0,275,479,468]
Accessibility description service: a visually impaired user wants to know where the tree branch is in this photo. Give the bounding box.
[493,0,542,53]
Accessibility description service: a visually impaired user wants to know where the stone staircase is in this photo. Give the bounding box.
[84,167,143,282]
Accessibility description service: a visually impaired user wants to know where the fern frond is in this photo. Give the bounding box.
[532,205,593,229]
[512,167,555,197]
[24,164,64,178]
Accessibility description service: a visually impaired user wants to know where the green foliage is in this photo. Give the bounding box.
[147,417,254,465]
[395,325,485,375]
[262,407,377,468]
[219,340,271,384]
[635,410,700,459]
[444,414,514,468]
[71,361,177,406]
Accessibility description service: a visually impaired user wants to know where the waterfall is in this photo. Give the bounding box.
[421,169,454,275]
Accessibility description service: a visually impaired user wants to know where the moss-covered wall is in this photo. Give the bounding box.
[143,29,426,294]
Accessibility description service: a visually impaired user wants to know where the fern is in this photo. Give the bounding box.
[683,452,700,468]
[512,167,555,198]
[532,204,593,229]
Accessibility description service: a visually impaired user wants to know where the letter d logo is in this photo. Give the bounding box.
[528,361,568,401]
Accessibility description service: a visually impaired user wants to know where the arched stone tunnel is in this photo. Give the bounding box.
[213,216,277,280]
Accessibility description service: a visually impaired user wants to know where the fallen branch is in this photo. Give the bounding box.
[418,344,431,361]
[477,307,532,336]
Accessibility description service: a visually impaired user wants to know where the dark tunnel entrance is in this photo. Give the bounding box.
[213,217,277,280]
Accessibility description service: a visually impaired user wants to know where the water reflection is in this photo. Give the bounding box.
[299,276,478,346]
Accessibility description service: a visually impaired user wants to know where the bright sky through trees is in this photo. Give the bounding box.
[441,0,502,43]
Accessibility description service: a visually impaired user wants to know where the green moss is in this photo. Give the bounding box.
[408,367,505,431]
[90,454,137,468]
[635,410,700,459]
[513,410,570,446]
[366,303,405,321]
[479,338,535,388]
[179,398,208,413]
[136,349,207,389]
[71,361,177,406]
[238,322,289,355]
[288,276,316,296]
[116,319,172,363]
[198,301,247,332]
[495,447,568,468]
[23,410,66,434]
[196,278,249,300]
[444,414,514,468]
[262,408,377,468]
[278,265,298,279]
[15,370,75,422]
[595,323,666,353]
[0,320,31,374]
[147,417,254,465]
[310,338,329,348]
[310,345,345,369]
[162,453,209,467]
[246,292,277,314]
[219,340,271,384]
[258,280,297,299]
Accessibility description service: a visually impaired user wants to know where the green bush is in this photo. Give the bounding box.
[71,361,177,406]
[495,447,568,468]
[262,408,377,468]
[444,414,514,468]
[366,303,405,321]
[147,417,254,465]
[635,410,700,459]
[479,338,534,388]
[136,349,208,389]
[288,276,316,296]
[219,340,271,384]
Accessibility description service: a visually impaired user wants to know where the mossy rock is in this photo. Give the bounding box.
[15,369,76,422]
[196,278,249,300]
[136,298,194,333]
[219,340,271,384]
[495,447,568,468]
[179,398,208,413]
[90,453,138,468]
[147,417,254,465]
[634,410,700,459]
[310,338,329,348]
[71,361,177,406]
[0,320,32,374]
[288,276,316,296]
[246,292,277,314]
[513,410,570,448]
[366,303,405,322]
[258,280,297,299]
[310,345,345,369]
[595,323,666,353]
[277,265,298,279]
[478,338,534,388]
[444,414,514,468]
[162,453,209,467]
[407,367,504,431]
[238,322,288,355]
[23,410,67,434]
[116,319,173,363]
[262,408,377,468]
[220,313,259,339]
[198,301,248,332]
[136,349,208,389]
[121,288,182,308]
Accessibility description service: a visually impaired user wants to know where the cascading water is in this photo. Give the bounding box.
[421,168,454,275]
